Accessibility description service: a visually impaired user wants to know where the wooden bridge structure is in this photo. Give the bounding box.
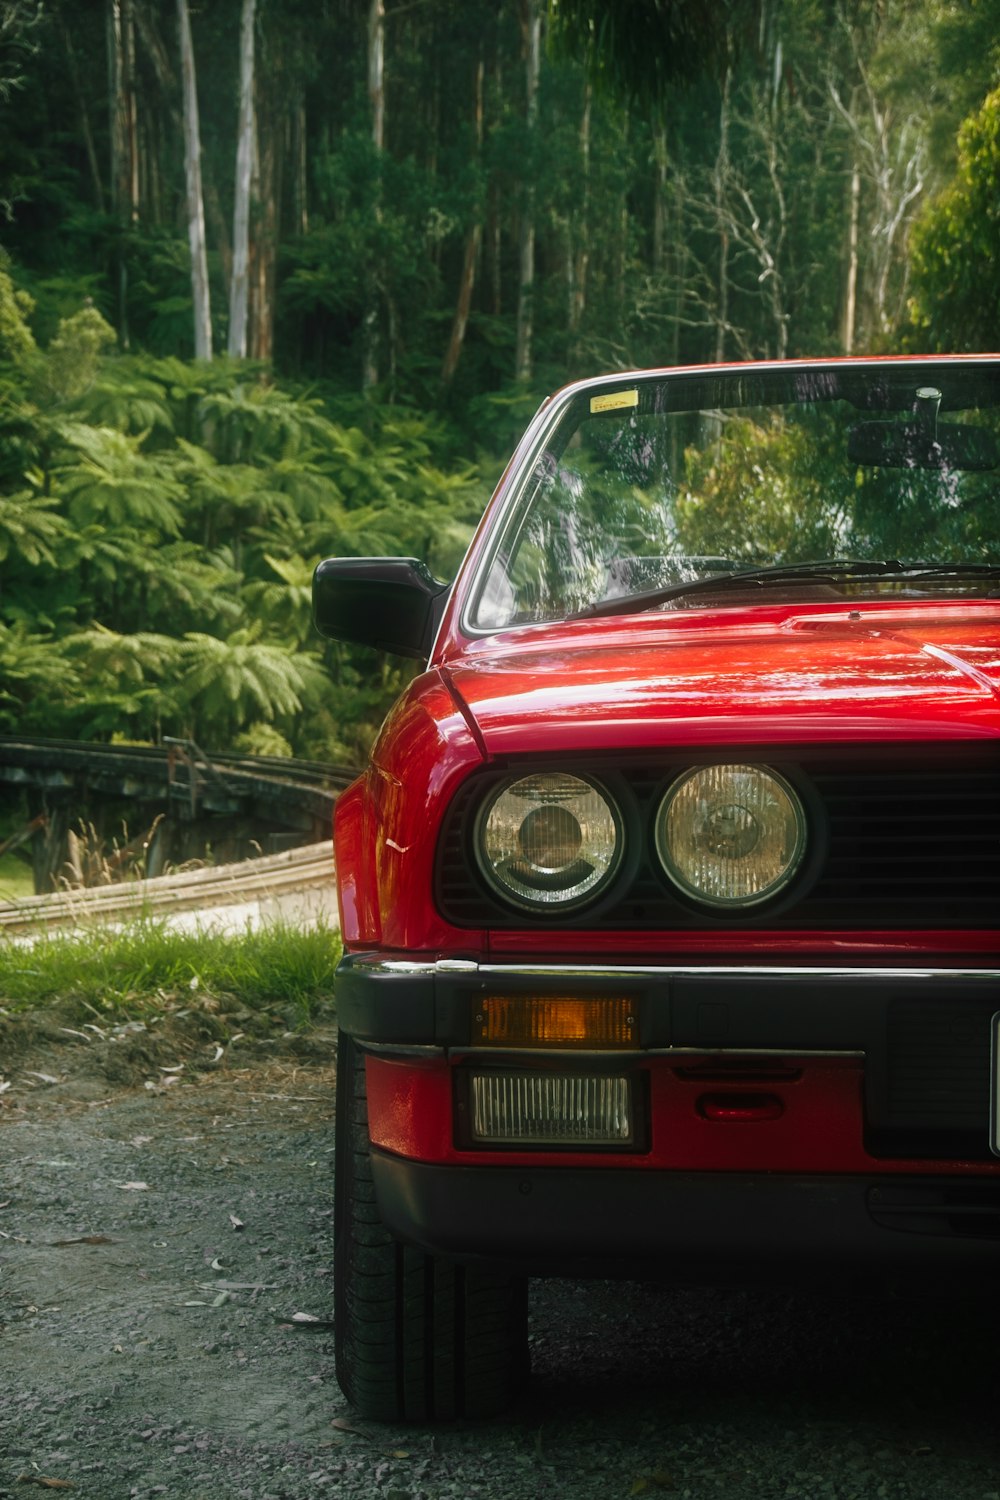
[0,736,357,894]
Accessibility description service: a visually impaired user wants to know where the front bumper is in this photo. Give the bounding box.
[336,953,1000,1158]
[370,1153,1000,1279]
[336,953,1000,1267]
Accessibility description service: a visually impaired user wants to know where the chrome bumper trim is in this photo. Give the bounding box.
[357,956,1000,983]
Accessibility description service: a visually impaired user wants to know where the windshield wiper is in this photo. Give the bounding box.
[570,558,913,620]
[884,562,1000,582]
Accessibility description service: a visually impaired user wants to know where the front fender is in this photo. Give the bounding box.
[337,670,486,952]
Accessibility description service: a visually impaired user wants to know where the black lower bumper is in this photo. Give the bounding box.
[371,1149,1000,1280]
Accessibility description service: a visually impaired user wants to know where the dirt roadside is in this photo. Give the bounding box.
[3,1006,1000,1500]
[1,1007,349,1498]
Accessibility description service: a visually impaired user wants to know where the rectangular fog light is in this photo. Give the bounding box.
[470,1071,633,1147]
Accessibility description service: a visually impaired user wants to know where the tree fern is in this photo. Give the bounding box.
[53,424,185,536]
[0,488,72,568]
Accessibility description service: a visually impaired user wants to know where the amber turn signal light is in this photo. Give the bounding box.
[471,996,636,1048]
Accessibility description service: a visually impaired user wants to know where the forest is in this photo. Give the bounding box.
[0,0,998,767]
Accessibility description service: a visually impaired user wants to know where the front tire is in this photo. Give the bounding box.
[333,1032,530,1420]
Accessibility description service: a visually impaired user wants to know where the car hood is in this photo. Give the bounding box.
[443,603,1000,755]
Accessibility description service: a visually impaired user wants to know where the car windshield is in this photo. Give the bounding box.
[469,362,1000,630]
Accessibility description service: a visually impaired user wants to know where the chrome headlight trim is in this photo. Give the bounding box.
[655,762,807,909]
[475,771,623,911]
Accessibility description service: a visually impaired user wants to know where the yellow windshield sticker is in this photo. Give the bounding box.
[590,389,639,414]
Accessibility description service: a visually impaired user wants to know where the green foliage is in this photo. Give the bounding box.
[0,314,486,758]
[0,621,82,731]
[674,406,1000,567]
[0,0,995,763]
[0,850,34,900]
[175,628,328,740]
[675,416,848,564]
[233,722,295,758]
[2,0,989,401]
[54,423,185,534]
[40,303,118,402]
[0,488,71,566]
[909,87,1000,351]
[0,263,36,364]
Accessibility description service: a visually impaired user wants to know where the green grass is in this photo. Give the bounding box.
[0,917,341,1025]
[0,852,35,902]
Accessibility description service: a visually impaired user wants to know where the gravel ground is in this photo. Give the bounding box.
[2,1008,1000,1500]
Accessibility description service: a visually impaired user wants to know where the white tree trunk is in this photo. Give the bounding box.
[829,18,926,345]
[368,0,384,152]
[177,0,212,360]
[228,0,257,359]
[843,160,860,353]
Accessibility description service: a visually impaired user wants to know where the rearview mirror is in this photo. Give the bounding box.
[312,557,450,659]
[848,419,999,472]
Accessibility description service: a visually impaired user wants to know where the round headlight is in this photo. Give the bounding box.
[479,773,622,909]
[656,764,805,909]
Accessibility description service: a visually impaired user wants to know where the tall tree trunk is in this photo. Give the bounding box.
[249,93,279,362]
[829,20,925,347]
[108,0,139,344]
[441,57,484,385]
[614,108,630,340]
[62,17,105,210]
[142,112,159,225]
[670,174,685,368]
[442,220,482,384]
[177,0,212,360]
[228,0,257,359]
[568,80,591,358]
[760,98,789,359]
[123,0,138,217]
[842,159,860,353]
[668,173,685,472]
[713,60,732,364]
[369,0,385,152]
[134,0,232,283]
[120,0,139,219]
[292,98,308,237]
[514,0,540,384]
[362,0,385,391]
[652,119,668,274]
[486,30,503,318]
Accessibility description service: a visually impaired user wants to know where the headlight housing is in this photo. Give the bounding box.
[656,763,806,909]
[478,772,622,910]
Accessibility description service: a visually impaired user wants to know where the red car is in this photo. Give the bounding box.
[313,357,1000,1421]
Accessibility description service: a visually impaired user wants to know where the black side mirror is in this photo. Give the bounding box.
[312,557,450,659]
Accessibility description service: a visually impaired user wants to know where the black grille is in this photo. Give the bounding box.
[436,742,1000,931]
[885,1000,993,1129]
[863,995,998,1160]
